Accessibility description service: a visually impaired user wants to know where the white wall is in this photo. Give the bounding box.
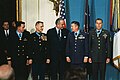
[21,0,59,33]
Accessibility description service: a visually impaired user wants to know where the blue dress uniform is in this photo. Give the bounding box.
[89,29,111,80]
[9,30,30,80]
[66,31,88,68]
[30,32,47,80]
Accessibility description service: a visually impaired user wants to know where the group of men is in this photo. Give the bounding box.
[0,18,111,80]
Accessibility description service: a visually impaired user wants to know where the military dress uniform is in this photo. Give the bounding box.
[66,31,88,68]
[89,29,111,80]
[9,30,30,80]
[30,32,47,80]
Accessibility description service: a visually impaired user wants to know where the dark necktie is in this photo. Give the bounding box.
[97,31,100,33]
[19,33,22,39]
[6,30,8,37]
[97,30,100,37]
[58,29,61,40]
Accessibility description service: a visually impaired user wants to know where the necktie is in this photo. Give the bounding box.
[97,31,100,33]
[58,29,61,40]
[6,30,8,37]
[19,33,22,39]
[97,30,100,37]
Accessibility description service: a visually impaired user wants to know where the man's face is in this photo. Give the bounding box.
[18,24,25,33]
[36,23,44,32]
[12,21,16,27]
[71,23,79,32]
[3,22,9,30]
[56,20,64,29]
[95,20,103,30]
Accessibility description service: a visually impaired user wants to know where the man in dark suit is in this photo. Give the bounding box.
[0,20,14,65]
[89,18,111,80]
[47,18,69,80]
[9,21,31,80]
[30,21,47,80]
[66,21,88,69]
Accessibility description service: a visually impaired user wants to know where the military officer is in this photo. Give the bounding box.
[66,21,88,69]
[29,21,47,80]
[9,21,31,80]
[89,18,111,80]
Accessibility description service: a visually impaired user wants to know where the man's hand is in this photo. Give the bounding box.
[66,57,71,62]
[106,58,110,63]
[46,59,50,64]
[89,58,92,63]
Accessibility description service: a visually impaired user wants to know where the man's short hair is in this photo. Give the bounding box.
[35,21,43,26]
[95,18,103,23]
[55,18,64,25]
[0,64,15,80]
[2,20,9,26]
[65,68,87,80]
[71,21,80,28]
[16,21,25,28]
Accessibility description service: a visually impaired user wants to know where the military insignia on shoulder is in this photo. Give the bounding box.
[78,35,85,39]
[41,34,47,41]
[33,37,36,41]
[92,35,94,39]
[103,34,107,39]
[23,38,28,41]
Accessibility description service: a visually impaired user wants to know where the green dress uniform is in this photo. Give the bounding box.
[89,29,111,80]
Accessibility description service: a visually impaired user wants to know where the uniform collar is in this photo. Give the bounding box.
[36,32,41,37]
[74,30,80,37]
[96,29,102,33]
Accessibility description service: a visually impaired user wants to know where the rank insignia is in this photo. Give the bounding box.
[33,37,36,41]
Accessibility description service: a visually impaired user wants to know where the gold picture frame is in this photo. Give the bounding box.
[16,0,22,21]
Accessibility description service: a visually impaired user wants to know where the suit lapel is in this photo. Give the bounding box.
[53,28,60,40]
